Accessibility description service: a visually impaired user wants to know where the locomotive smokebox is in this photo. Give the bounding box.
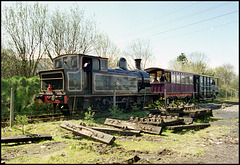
[135,59,142,70]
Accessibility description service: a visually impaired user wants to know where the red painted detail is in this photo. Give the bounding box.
[64,96,67,104]
[150,82,194,98]
[44,95,60,103]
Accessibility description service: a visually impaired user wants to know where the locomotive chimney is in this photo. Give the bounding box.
[135,59,142,70]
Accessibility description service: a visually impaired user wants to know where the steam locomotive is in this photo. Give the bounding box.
[36,54,219,115]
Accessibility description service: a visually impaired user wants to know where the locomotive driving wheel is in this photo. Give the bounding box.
[116,97,129,112]
[96,97,113,112]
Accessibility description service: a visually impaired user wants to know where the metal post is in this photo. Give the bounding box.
[164,89,167,107]
[113,88,116,113]
[10,88,14,127]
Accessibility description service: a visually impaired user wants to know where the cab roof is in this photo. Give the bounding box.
[53,54,108,60]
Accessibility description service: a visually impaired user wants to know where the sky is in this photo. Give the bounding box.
[1,1,239,74]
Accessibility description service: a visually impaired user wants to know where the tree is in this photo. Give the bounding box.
[187,52,209,74]
[214,63,238,98]
[1,48,22,78]
[123,39,153,70]
[93,32,121,68]
[169,53,189,72]
[177,53,188,64]
[169,51,209,74]
[45,5,99,60]
[2,2,48,77]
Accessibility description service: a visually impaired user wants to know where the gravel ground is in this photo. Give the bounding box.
[187,103,239,164]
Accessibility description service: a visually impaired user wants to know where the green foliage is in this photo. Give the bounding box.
[151,100,163,109]
[169,100,177,106]
[1,76,41,117]
[130,102,139,111]
[177,53,188,64]
[15,115,29,134]
[155,100,163,108]
[109,105,124,115]
[84,107,95,122]
[189,98,197,104]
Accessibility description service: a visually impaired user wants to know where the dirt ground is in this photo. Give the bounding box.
[1,103,239,164]
[164,103,239,164]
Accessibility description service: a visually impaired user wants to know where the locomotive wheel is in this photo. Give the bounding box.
[116,97,129,112]
[74,98,85,116]
[96,97,113,112]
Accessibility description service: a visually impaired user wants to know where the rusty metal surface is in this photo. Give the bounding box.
[60,121,115,145]
[104,118,162,135]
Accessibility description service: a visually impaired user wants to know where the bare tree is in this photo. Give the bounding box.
[93,32,121,68]
[2,2,48,77]
[123,39,153,70]
[46,5,98,59]
[187,51,209,74]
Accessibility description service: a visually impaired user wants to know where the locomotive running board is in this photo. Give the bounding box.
[60,121,115,145]
[104,118,162,135]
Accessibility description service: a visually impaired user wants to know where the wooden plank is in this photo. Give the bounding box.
[161,116,185,126]
[60,121,115,145]
[90,126,141,136]
[1,134,52,143]
[104,118,162,135]
[179,117,194,125]
[183,108,212,118]
[129,116,184,126]
[167,123,210,131]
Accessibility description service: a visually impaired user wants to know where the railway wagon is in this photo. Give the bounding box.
[144,67,219,103]
[36,54,157,115]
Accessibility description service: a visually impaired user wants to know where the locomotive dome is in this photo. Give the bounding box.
[117,57,128,70]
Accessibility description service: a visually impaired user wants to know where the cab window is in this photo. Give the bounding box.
[101,59,108,71]
[92,58,100,71]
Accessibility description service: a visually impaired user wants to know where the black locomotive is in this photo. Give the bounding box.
[36,54,156,114]
[36,54,219,115]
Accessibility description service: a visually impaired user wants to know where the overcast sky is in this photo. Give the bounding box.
[1,1,239,74]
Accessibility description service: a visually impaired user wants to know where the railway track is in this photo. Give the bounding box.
[1,113,67,128]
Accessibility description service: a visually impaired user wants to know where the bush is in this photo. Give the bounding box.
[1,76,41,117]
[15,115,29,135]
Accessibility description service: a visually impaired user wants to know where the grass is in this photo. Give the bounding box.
[1,107,238,164]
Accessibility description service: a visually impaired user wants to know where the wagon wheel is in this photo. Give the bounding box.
[96,97,113,112]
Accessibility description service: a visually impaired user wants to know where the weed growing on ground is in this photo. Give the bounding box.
[84,107,95,122]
